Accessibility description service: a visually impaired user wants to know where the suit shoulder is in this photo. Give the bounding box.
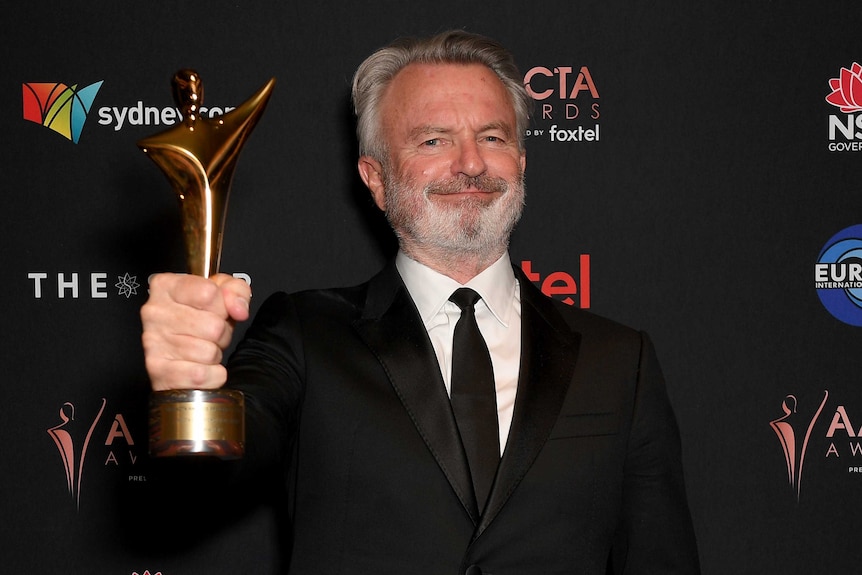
[552,300,641,338]
[256,281,369,318]
[524,276,645,351]
[517,265,643,346]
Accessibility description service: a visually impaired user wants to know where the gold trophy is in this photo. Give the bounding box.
[138,70,275,458]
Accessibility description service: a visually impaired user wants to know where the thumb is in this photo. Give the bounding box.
[212,273,252,322]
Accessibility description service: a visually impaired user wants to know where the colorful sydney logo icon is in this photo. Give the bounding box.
[22,81,104,143]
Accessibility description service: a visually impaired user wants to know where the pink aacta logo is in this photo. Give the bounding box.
[769,391,828,501]
[825,62,862,112]
[46,399,107,509]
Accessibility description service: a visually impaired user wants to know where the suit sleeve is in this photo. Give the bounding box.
[225,291,306,475]
[610,332,701,574]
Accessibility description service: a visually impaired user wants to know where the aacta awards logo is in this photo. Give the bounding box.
[814,224,862,326]
[769,391,829,501]
[522,66,600,144]
[770,389,862,500]
[22,81,104,144]
[47,397,139,509]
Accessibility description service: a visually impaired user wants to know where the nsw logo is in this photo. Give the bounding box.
[825,63,862,151]
[22,81,104,143]
[826,62,862,112]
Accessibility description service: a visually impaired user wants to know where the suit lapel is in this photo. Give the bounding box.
[352,263,480,524]
[476,267,581,537]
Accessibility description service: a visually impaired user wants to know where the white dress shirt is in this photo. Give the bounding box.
[396,250,522,453]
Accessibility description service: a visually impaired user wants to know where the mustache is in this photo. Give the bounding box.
[424,174,509,196]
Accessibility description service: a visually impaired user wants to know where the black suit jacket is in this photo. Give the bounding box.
[226,262,700,575]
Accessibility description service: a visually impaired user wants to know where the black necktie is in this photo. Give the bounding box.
[449,287,499,514]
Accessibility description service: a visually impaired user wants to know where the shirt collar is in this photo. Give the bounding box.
[396,250,517,328]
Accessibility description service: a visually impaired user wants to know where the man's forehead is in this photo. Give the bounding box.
[382,62,513,117]
[389,61,499,89]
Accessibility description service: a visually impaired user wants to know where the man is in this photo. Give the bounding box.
[142,30,700,574]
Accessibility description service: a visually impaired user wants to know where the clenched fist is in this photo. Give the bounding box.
[141,273,251,391]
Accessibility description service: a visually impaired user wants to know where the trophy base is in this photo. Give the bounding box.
[149,389,245,459]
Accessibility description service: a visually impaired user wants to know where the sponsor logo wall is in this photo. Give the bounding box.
[2,2,861,574]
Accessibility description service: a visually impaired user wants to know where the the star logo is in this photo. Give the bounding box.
[115,273,140,298]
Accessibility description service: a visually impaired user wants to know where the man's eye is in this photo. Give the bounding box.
[423,138,439,146]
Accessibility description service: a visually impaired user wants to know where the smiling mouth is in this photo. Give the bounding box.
[426,175,508,197]
[434,188,495,196]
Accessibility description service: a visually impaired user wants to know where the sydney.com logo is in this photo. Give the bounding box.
[23,81,104,144]
[23,79,237,144]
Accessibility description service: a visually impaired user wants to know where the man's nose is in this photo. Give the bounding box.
[451,139,487,177]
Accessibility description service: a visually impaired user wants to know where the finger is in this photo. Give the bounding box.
[141,294,232,343]
[212,274,252,322]
[142,330,225,366]
[145,357,228,391]
[151,273,229,317]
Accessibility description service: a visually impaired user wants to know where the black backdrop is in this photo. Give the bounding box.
[3,2,862,573]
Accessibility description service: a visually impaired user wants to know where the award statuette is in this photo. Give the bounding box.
[138,70,275,459]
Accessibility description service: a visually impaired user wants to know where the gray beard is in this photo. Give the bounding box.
[382,169,526,263]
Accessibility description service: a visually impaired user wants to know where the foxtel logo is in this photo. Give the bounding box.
[23,81,104,144]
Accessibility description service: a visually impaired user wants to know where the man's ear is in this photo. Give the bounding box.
[357,156,386,211]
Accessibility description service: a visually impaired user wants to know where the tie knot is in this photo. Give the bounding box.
[449,287,481,310]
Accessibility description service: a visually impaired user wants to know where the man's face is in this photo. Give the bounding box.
[360,63,527,262]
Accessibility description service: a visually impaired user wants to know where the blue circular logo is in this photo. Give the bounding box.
[815,224,862,326]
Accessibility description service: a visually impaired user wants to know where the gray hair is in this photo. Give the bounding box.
[351,30,531,162]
